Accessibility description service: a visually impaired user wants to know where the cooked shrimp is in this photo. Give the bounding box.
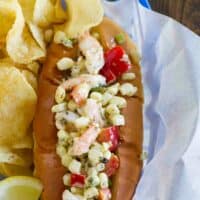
[63,190,83,200]
[61,74,105,104]
[79,32,104,74]
[83,99,105,127]
[61,74,106,91]
[71,82,90,105]
[71,124,100,156]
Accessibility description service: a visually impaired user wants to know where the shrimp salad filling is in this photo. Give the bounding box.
[52,31,137,200]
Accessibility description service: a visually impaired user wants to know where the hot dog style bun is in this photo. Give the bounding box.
[94,18,143,200]
[33,17,143,200]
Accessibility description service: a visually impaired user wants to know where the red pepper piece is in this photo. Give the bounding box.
[70,173,85,188]
[100,46,130,82]
[104,46,124,65]
[98,126,120,152]
[110,59,131,77]
[105,155,120,177]
[99,188,112,200]
[100,65,116,84]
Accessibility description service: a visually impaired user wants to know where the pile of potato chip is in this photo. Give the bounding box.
[0,0,103,176]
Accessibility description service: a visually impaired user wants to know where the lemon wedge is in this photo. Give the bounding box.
[0,176,43,200]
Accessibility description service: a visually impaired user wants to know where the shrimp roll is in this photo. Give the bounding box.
[33,17,143,200]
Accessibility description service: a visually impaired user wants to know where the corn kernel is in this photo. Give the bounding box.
[57,130,69,143]
[109,96,127,108]
[107,83,120,95]
[88,168,98,176]
[84,187,99,199]
[61,111,79,123]
[90,92,102,102]
[71,187,83,195]
[71,65,81,77]
[61,154,73,168]
[55,86,66,103]
[57,57,74,71]
[54,31,66,44]
[63,174,71,186]
[68,100,78,111]
[63,190,76,200]
[55,119,65,130]
[86,175,100,187]
[102,92,113,106]
[74,117,90,129]
[103,151,112,160]
[68,159,81,174]
[96,163,105,172]
[110,114,125,126]
[102,142,110,151]
[56,145,66,157]
[70,132,80,137]
[88,146,103,165]
[122,72,136,80]
[51,102,67,113]
[106,104,120,115]
[99,173,109,189]
[119,83,137,97]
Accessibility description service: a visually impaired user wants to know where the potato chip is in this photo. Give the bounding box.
[11,149,33,166]
[26,61,40,75]
[63,0,104,38]
[0,150,25,166]
[33,0,68,28]
[18,0,46,51]
[54,0,67,22]
[0,57,24,69]
[0,147,32,167]
[27,22,46,50]
[0,59,40,74]
[0,163,32,176]
[18,0,35,21]
[0,48,8,59]
[33,0,55,28]
[0,66,37,147]
[0,1,15,45]
[7,24,45,65]
[21,70,38,92]
[0,58,37,96]
[2,0,45,64]
[11,132,33,149]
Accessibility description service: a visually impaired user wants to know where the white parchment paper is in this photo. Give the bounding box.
[103,0,200,199]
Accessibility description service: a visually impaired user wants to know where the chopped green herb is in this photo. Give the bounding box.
[115,33,125,44]
[108,179,112,187]
[88,177,94,184]
[61,38,73,48]
[71,38,78,44]
[100,157,109,164]
[91,87,107,93]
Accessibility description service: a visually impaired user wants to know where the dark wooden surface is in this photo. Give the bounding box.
[149,0,200,35]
